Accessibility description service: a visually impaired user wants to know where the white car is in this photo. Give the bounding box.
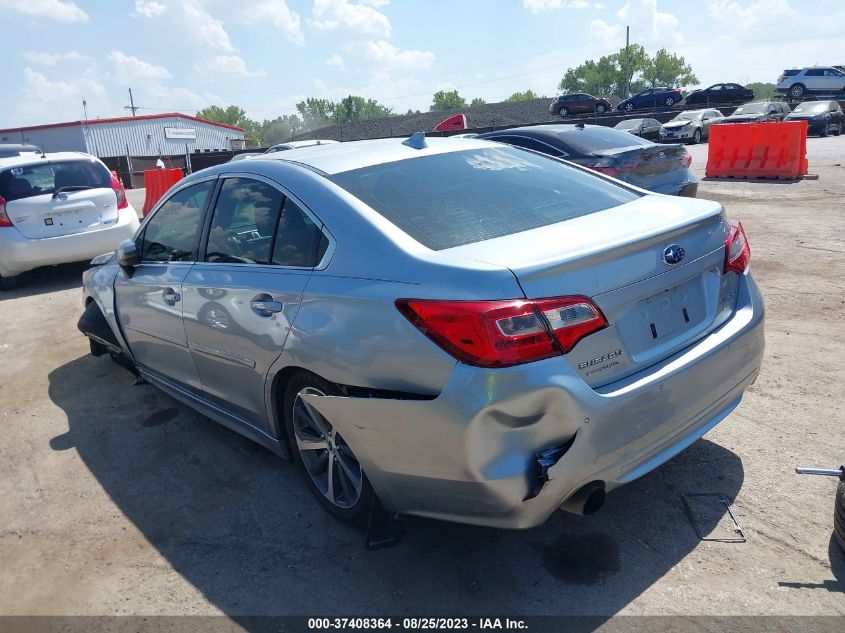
[0,152,140,289]
[777,66,845,98]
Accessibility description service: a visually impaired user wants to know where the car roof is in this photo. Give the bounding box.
[270,139,340,150]
[0,151,98,170]
[252,136,495,175]
[0,143,41,150]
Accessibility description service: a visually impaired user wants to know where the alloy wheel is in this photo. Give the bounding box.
[292,387,363,509]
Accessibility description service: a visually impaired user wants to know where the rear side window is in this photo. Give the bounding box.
[329,147,639,251]
[140,181,213,262]
[206,178,284,264]
[805,69,823,76]
[272,199,326,267]
[0,159,110,202]
[555,127,652,153]
[783,69,800,76]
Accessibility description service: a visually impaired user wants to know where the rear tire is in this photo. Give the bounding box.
[835,481,845,553]
[283,371,374,525]
[664,97,674,107]
[0,274,18,291]
[558,107,569,117]
[789,83,806,98]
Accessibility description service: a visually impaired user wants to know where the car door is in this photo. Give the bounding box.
[642,118,661,140]
[823,68,845,92]
[114,178,215,391]
[181,176,329,431]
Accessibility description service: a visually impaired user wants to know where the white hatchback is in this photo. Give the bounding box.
[0,152,140,289]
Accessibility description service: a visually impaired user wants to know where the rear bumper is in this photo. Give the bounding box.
[0,206,139,277]
[303,271,765,528]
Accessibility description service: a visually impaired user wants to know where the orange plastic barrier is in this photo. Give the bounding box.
[705,120,808,180]
[141,168,183,216]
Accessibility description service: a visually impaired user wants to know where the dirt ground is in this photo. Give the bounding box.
[1,136,844,620]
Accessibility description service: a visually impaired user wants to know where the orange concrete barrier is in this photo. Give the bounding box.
[433,113,467,132]
[706,120,808,180]
[141,168,183,216]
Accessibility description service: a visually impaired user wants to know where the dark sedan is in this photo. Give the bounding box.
[721,101,790,124]
[614,117,662,141]
[549,93,612,117]
[478,124,697,197]
[684,83,754,106]
[617,87,682,111]
[784,100,844,136]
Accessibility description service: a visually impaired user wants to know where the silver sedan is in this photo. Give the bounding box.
[80,135,764,530]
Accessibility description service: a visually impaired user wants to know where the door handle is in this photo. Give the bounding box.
[162,288,181,305]
[251,293,283,317]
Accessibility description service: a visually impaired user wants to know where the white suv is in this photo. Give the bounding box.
[777,67,845,98]
[0,152,140,289]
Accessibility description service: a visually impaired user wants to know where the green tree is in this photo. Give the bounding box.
[430,90,467,111]
[295,98,336,130]
[504,89,541,102]
[334,95,393,123]
[257,114,302,146]
[196,105,260,145]
[558,45,696,98]
[470,97,487,107]
[746,82,777,100]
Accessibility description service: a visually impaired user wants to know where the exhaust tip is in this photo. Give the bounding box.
[560,481,606,516]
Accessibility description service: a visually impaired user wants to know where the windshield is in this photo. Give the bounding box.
[672,112,702,122]
[0,159,111,202]
[615,120,641,129]
[330,147,640,251]
[734,103,767,115]
[792,102,828,114]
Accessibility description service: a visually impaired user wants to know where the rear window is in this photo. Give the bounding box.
[554,127,652,153]
[329,147,640,251]
[0,159,110,202]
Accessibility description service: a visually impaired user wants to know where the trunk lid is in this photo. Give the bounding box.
[445,195,739,386]
[593,143,693,195]
[1,158,119,239]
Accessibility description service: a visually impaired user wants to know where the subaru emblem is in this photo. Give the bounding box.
[662,244,685,265]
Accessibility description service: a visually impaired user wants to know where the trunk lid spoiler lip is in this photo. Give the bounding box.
[592,143,687,159]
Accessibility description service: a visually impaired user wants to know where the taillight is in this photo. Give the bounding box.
[396,296,607,368]
[778,75,786,83]
[681,153,692,168]
[111,175,128,210]
[589,156,619,178]
[725,220,750,274]
[0,195,12,227]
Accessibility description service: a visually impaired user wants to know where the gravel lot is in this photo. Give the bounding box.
[1,136,844,620]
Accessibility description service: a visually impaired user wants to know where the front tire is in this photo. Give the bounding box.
[835,481,845,553]
[789,83,805,98]
[596,103,607,114]
[624,102,634,111]
[820,121,829,137]
[692,128,702,144]
[558,107,569,117]
[0,274,18,291]
[283,371,374,524]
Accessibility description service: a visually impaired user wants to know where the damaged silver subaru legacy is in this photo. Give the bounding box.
[80,134,764,531]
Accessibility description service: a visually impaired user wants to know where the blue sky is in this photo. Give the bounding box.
[0,0,841,127]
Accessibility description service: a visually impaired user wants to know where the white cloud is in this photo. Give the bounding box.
[241,0,303,46]
[359,0,389,6]
[587,0,683,47]
[311,0,391,37]
[182,0,234,52]
[132,0,167,18]
[359,40,434,70]
[707,0,792,27]
[326,53,345,68]
[195,55,265,77]
[22,50,86,66]
[0,0,87,22]
[108,51,172,83]
[21,68,107,122]
[522,0,588,13]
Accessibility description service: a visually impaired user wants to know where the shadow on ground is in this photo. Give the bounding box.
[0,261,88,300]
[48,354,745,618]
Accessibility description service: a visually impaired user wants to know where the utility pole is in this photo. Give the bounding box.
[624,26,630,97]
[125,88,140,116]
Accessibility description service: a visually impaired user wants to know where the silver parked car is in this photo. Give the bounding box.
[80,136,764,530]
[660,109,724,144]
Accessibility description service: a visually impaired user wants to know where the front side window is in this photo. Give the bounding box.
[206,178,284,264]
[140,180,213,262]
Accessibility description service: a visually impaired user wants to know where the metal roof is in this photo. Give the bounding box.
[0,112,244,134]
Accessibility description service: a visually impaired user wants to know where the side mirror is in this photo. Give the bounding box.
[115,239,140,270]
